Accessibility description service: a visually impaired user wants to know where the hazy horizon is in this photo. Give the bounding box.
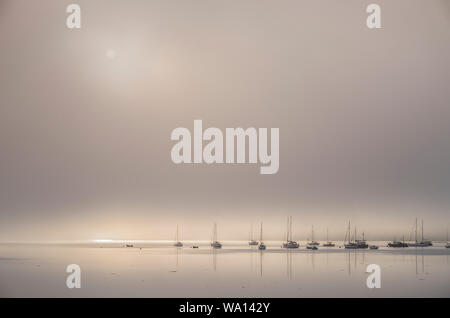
[1,0,450,242]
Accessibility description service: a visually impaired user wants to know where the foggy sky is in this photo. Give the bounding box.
[1,0,450,241]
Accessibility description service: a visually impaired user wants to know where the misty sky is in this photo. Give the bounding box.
[1,0,449,241]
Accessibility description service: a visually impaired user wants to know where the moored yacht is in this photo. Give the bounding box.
[258,222,266,250]
[355,232,369,249]
[210,222,222,248]
[174,224,183,247]
[282,216,299,249]
[388,241,408,248]
[446,230,450,248]
[248,224,258,246]
[344,222,368,249]
[388,235,408,248]
[408,219,432,247]
[323,228,335,247]
[307,225,320,246]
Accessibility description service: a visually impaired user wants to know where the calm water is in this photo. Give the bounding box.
[1,242,449,297]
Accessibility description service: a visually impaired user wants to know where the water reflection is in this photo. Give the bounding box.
[259,251,263,277]
[2,243,448,297]
[212,247,217,272]
[286,250,293,280]
[414,247,425,276]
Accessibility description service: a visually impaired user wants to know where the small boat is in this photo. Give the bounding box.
[323,228,335,247]
[283,241,300,248]
[306,245,318,250]
[192,245,199,249]
[282,216,299,249]
[211,241,222,248]
[173,224,183,247]
[369,245,379,250]
[125,244,134,248]
[258,222,266,250]
[211,223,222,249]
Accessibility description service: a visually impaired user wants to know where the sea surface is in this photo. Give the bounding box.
[0,241,449,297]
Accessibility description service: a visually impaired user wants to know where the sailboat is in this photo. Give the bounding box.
[174,224,183,247]
[282,216,299,248]
[356,231,369,248]
[445,229,450,248]
[344,221,368,249]
[210,222,222,248]
[248,224,258,246]
[408,219,432,247]
[258,222,266,250]
[323,228,335,247]
[307,225,320,246]
[388,235,408,248]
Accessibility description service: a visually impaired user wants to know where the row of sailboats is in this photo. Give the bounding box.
[388,219,433,248]
[172,217,337,249]
[175,222,266,250]
[172,218,449,249]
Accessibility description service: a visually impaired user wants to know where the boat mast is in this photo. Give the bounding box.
[347,220,351,244]
[421,219,424,242]
[415,218,418,243]
[260,222,263,242]
[290,216,293,241]
[327,228,329,242]
[312,225,314,242]
[286,217,289,242]
[176,224,179,242]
